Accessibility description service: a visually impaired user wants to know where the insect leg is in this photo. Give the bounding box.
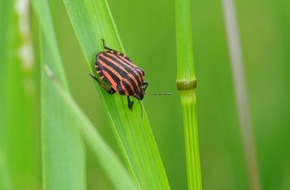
[127,96,134,110]
[89,74,115,94]
[142,81,148,92]
[101,39,116,52]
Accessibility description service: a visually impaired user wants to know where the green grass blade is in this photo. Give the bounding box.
[0,1,13,188]
[31,0,86,189]
[32,0,68,89]
[40,32,86,190]
[33,0,137,189]
[39,18,85,190]
[44,65,137,190]
[175,0,202,189]
[0,0,38,189]
[63,0,170,189]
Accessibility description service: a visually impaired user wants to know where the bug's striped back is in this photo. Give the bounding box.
[96,50,145,98]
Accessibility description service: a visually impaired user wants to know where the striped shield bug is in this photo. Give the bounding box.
[90,39,171,111]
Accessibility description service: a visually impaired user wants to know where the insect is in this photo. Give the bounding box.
[90,39,171,111]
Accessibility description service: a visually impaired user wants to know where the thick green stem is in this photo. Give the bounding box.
[175,0,202,189]
[180,90,202,190]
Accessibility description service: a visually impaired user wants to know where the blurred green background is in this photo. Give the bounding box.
[2,0,290,189]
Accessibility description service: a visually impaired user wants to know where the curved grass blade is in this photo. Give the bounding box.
[31,0,85,189]
[40,32,86,190]
[63,0,170,189]
[44,65,137,190]
[33,0,138,189]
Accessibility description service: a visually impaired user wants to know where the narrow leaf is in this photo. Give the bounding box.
[63,0,170,189]
[1,0,38,189]
[44,65,137,190]
[31,0,86,189]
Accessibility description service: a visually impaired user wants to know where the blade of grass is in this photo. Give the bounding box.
[222,0,261,189]
[1,0,37,189]
[40,31,86,190]
[32,0,68,88]
[63,0,170,189]
[33,0,137,189]
[0,1,14,188]
[31,0,85,189]
[175,0,202,189]
[44,65,137,190]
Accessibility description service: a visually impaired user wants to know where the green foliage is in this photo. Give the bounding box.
[63,0,170,189]
[0,0,38,189]
[32,0,138,189]
[1,0,290,189]
[32,0,86,189]
[43,65,137,190]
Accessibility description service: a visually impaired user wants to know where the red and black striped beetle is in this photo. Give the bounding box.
[90,39,149,110]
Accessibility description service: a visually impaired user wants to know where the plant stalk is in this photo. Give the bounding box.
[222,0,261,189]
[175,0,202,189]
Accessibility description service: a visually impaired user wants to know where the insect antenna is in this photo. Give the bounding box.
[137,92,172,118]
[145,92,173,96]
